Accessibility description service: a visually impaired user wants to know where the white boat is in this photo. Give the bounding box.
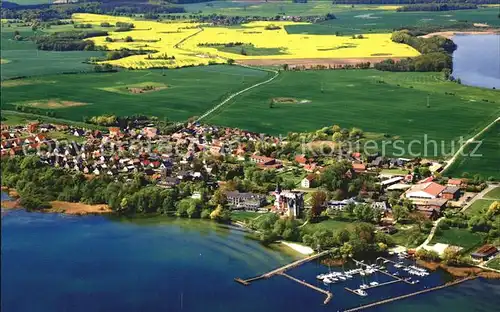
[323,278,332,284]
[316,274,325,280]
[360,271,366,276]
[353,289,368,297]
[411,280,420,284]
[360,284,369,289]
[403,267,410,271]
[345,274,353,279]
[338,275,347,281]
[393,272,399,276]
[369,282,379,286]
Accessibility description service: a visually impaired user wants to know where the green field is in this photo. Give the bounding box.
[1,65,270,122]
[445,121,500,180]
[430,227,486,249]
[465,199,497,216]
[485,187,500,199]
[1,27,103,80]
[286,7,500,35]
[301,218,352,234]
[205,70,500,157]
[487,257,500,270]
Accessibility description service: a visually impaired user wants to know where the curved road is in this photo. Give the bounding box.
[195,67,279,122]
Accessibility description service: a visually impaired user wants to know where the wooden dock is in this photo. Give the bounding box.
[352,258,412,284]
[235,250,330,285]
[343,277,477,312]
[279,272,333,305]
[345,279,403,296]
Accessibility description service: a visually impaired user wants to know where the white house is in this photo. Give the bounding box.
[300,175,316,189]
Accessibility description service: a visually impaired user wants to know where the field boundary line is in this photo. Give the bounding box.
[195,66,279,122]
[443,116,500,173]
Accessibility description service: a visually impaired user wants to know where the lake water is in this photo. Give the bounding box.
[452,34,500,89]
[2,208,500,312]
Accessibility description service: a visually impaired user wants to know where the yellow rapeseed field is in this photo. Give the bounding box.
[73,13,419,69]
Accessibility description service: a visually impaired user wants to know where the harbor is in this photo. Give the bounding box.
[235,250,479,309]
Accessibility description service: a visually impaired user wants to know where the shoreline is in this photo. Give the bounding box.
[279,241,314,255]
[420,30,500,39]
[417,259,500,280]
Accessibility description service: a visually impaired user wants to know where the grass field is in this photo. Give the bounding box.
[231,211,265,222]
[485,187,500,199]
[205,69,500,157]
[1,26,103,80]
[465,199,497,216]
[301,218,352,234]
[287,7,500,35]
[430,227,486,249]
[0,65,270,122]
[445,121,500,179]
[487,258,500,270]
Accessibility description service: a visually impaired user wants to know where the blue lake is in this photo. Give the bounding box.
[2,208,500,312]
[452,34,500,89]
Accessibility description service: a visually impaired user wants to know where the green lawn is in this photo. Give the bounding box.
[487,257,500,270]
[205,70,500,157]
[301,218,352,234]
[465,199,496,216]
[484,187,500,200]
[430,227,486,250]
[231,211,267,222]
[1,65,270,122]
[445,121,500,180]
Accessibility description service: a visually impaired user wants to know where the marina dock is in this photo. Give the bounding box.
[235,250,332,304]
[279,272,333,304]
[351,258,413,284]
[235,250,330,285]
[345,279,403,296]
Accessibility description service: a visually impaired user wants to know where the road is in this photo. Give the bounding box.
[443,117,499,172]
[460,183,497,213]
[195,67,279,122]
[416,217,445,251]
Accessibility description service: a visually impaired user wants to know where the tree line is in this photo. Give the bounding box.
[35,30,108,51]
[374,30,456,72]
[397,3,478,12]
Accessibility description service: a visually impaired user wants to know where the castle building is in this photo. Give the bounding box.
[274,184,304,218]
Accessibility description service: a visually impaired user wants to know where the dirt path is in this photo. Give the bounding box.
[196,66,279,122]
[416,217,445,250]
[443,117,500,173]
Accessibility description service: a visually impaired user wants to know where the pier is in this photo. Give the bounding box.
[351,258,412,284]
[343,277,477,312]
[345,279,403,296]
[235,250,330,285]
[235,250,332,304]
[279,272,333,305]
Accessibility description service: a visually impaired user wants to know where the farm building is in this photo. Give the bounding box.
[471,244,498,261]
[405,182,446,200]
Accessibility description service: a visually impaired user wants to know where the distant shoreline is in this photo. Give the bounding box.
[421,30,500,39]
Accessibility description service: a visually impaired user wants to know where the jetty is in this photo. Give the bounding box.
[343,276,476,312]
[235,250,332,304]
[279,272,333,304]
[345,279,402,296]
[235,249,330,285]
[351,258,412,284]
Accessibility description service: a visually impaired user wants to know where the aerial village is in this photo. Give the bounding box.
[1,120,498,267]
